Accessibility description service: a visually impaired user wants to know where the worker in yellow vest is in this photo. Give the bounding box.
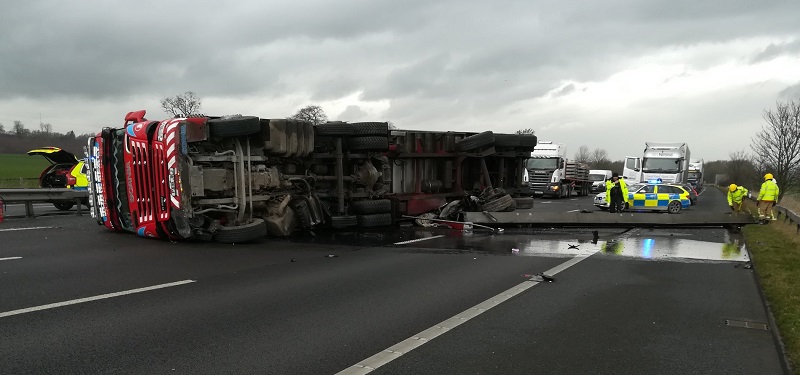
[758,173,780,224]
[727,184,748,214]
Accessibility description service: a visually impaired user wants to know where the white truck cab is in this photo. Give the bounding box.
[588,169,613,193]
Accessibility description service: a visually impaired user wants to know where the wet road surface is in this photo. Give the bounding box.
[0,188,786,374]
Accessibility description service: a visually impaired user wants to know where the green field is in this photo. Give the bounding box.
[0,154,50,188]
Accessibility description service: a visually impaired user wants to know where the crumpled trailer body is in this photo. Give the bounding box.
[84,110,538,242]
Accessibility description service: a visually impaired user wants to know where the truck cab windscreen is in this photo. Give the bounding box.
[642,158,680,173]
[589,174,606,181]
[526,158,559,169]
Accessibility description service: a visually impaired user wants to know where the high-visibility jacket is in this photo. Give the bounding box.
[604,179,629,203]
[727,186,748,205]
[758,180,780,201]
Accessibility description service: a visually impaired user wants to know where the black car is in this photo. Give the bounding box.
[682,183,698,205]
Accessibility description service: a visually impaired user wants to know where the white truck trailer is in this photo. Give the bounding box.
[525,141,590,198]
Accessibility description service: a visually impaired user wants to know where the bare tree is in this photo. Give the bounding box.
[0,123,4,134]
[590,148,610,167]
[516,128,535,135]
[160,91,203,117]
[727,150,758,188]
[13,121,27,137]
[388,121,397,130]
[751,100,800,198]
[291,105,328,125]
[574,145,591,164]
[40,122,52,134]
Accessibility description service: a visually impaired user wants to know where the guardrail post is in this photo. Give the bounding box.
[75,198,83,216]
[24,202,34,218]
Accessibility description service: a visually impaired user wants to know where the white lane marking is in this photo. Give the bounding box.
[566,209,579,213]
[0,226,55,232]
[394,235,445,245]
[540,201,552,204]
[0,280,196,318]
[0,257,22,261]
[570,198,578,201]
[336,253,595,375]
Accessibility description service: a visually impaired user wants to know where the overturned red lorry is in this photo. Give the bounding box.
[84,110,537,242]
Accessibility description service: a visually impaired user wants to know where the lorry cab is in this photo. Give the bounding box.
[622,156,641,182]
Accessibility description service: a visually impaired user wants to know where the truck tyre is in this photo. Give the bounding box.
[214,218,267,243]
[456,131,494,151]
[53,202,75,211]
[348,137,389,151]
[315,123,355,136]
[350,199,392,215]
[352,122,390,136]
[481,188,506,202]
[357,213,393,227]
[330,215,357,229]
[514,197,534,209]
[481,194,513,212]
[517,135,538,148]
[208,116,261,137]
[502,199,517,212]
[493,134,520,147]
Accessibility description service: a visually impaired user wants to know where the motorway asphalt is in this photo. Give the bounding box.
[0,188,787,374]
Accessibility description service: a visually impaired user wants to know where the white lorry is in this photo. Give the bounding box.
[588,169,613,193]
[622,142,690,184]
[687,159,704,189]
[525,141,590,198]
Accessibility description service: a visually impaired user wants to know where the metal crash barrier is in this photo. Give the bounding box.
[0,189,89,218]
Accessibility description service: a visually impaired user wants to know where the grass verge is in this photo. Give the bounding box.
[0,153,50,179]
[743,198,800,373]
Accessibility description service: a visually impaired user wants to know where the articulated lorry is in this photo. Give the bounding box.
[622,142,690,184]
[524,141,590,198]
[687,159,703,189]
[84,110,538,242]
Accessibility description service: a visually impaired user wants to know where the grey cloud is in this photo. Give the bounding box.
[337,105,368,121]
[751,40,800,63]
[551,84,576,97]
[779,83,800,101]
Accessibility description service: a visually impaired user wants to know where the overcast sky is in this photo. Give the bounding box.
[1,0,799,161]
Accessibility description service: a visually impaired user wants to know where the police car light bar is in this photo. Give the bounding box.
[647,178,663,184]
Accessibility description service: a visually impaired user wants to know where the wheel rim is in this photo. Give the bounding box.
[668,201,681,213]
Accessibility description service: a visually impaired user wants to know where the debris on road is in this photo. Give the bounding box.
[568,244,580,249]
[511,248,520,253]
[325,254,339,258]
[524,273,555,282]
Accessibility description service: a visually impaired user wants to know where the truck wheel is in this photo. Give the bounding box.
[456,131,494,151]
[348,137,389,151]
[315,123,355,136]
[350,199,392,215]
[517,134,538,148]
[493,134,520,147]
[357,213,393,227]
[208,116,261,137]
[481,194,513,212]
[502,199,517,212]
[214,218,267,243]
[514,197,534,209]
[481,188,507,202]
[352,122,389,136]
[53,202,74,211]
[330,215,357,229]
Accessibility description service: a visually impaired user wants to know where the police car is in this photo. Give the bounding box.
[593,179,692,213]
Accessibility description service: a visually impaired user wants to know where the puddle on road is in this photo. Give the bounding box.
[454,231,750,262]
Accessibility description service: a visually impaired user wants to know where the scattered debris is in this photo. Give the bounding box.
[325,254,338,258]
[568,244,579,249]
[580,209,593,213]
[511,248,520,253]
[525,273,555,282]
[290,258,297,262]
[735,262,753,269]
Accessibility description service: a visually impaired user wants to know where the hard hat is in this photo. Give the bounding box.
[729,184,737,192]
[765,173,774,180]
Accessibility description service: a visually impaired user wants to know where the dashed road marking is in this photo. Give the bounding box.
[336,253,596,374]
[0,280,197,318]
[566,209,579,212]
[394,235,445,245]
[0,257,22,261]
